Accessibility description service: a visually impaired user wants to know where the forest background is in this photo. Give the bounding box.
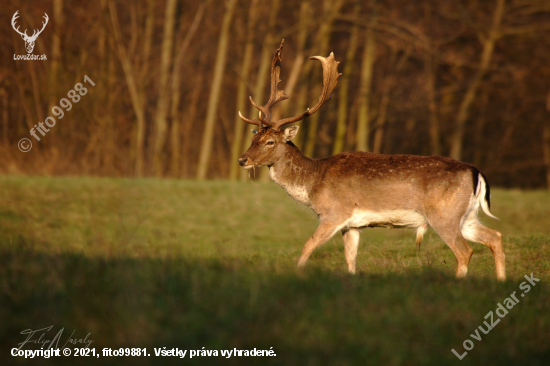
[1,0,550,188]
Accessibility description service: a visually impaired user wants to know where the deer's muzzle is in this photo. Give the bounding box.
[238,156,249,167]
[238,156,255,169]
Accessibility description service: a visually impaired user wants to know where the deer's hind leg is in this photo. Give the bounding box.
[428,215,474,279]
[461,213,506,281]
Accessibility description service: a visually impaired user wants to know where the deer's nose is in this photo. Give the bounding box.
[238,157,249,166]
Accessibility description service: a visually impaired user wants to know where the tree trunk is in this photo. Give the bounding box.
[83,0,112,175]
[229,0,259,181]
[450,0,505,161]
[473,87,489,167]
[169,1,207,178]
[28,62,43,124]
[196,0,237,180]
[373,47,409,153]
[423,4,440,156]
[425,51,440,156]
[109,0,146,177]
[97,0,109,173]
[356,10,377,152]
[140,0,155,81]
[48,0,63,147]
[182,72,204,178]
[13,73,35,131]
[151,0,177,176]
[333,1,361,155]
[1,90,7,146]
[105,48,117,175]
[304,0,345,158]
[544,90,550,190]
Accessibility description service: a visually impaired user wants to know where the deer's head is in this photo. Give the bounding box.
[238,126,300,169]
[12,11,49,54]
[238,40,340,169]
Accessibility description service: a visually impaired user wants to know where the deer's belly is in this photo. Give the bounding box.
[347,209,427,229]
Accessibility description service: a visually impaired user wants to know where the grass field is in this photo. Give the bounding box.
[0,175,549,365]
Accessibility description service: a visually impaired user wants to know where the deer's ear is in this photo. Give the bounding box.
[251,129,258,134]
[283,125,299,141]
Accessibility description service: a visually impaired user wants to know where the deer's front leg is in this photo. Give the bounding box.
[297,220,342,268]
[342,228,360,274]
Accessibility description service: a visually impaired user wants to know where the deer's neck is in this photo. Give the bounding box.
[268,144,318,207]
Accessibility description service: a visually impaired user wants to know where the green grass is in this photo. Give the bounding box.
[0,176,549,365]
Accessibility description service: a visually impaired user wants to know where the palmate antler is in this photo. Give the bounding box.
[239,39,341,130]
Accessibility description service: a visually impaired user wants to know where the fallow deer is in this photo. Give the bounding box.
[238,40,505,281]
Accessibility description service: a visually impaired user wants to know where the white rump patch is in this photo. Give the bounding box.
[461,218,480,242]
[460,173,498,241]
[346,209,427,229]
[460,193,481,242]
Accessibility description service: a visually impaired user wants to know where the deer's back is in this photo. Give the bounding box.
[311,152,478,214]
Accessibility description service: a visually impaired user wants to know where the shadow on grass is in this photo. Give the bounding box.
[1,248,548,366]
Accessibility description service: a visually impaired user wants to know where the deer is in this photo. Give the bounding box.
[238,40,506,281]
[12,10,49,54]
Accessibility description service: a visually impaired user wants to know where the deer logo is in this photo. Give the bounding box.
[12,10,49,54]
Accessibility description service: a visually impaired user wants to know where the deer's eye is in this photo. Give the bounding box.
[266,140,275,146]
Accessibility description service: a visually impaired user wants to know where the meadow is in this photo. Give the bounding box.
[0,175,548,365]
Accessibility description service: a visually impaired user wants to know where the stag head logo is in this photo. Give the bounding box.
[12,10,49,54]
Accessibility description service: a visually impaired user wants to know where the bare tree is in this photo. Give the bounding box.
[196,0,237,180]
[372,46,410,153]
[1,88,7,147]
[449,0,505,161]
[333,1,361,155]
[356,2,377,152]
[47,0,63,148]
[169,1,208,177]
[150,0,178,176]
[1,0,549,189]
[544,90,550,190]
[109,0,147,176]
[423,3,440,156]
